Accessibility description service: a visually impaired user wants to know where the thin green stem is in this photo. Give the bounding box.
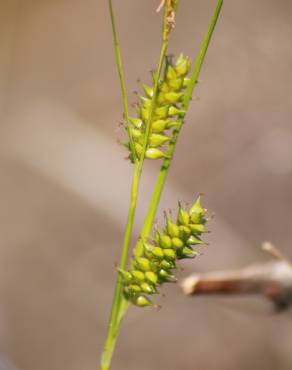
[101,161,140,370]
[137,0,224,251]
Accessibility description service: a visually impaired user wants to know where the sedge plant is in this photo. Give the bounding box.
[101,1,223,369]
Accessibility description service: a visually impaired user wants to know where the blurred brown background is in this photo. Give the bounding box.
[0,0,292,369]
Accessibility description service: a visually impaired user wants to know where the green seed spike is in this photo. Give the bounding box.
[149,133,170,147]
[122,198,209,307]
[135,295,152,307]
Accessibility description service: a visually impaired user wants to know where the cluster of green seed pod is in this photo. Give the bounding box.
[120,197,208,307]
[126,54,191,161]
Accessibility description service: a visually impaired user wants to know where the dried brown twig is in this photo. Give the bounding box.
[181,243,292,311]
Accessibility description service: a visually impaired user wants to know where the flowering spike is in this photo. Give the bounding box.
[122,198,209,307]
[123,54,191,161]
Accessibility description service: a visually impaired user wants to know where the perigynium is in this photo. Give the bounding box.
[101,1,223,369]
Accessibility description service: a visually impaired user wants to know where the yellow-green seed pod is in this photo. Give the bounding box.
[175,57,191,76]
[157,92,168,105]
[187,235,204,246]
[159,234,172,249]
[135,257,151,272]
[166,217,180,238]
[152,246,164,259]
[163,249,176,261]
[151,119,169,133]
[135,295,152,307]
[144,242,154,252]
[177,206,190,225]
[160,81,169,93]
[161,259,175,270]
[155,106,169,119]
[130,128,142,140]
[189,223,206,234]
[126,284,142,295]
[159,269,177,282]
[140,96,152,109]
[145,271,158,285]
[168,78,183,91]
[132,270,145,282]
[145,148,167,160]
[118,269,132,283]
[165,120,180,130]
[179,225,191,240]
[166,65,177,80]
[149,133,170,147]
[141,282,156,294]
[129,117,143,129]
[164,92,183,104]
[168,106,185,117]
[180,246,199,259]
[171,237,184,249]
[142,84,154,98]
[140,107,150,122]
[189,197,205,216]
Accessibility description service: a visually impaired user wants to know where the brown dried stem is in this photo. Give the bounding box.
[182,244,292,311]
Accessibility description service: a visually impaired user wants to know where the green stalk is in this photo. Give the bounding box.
[101,2,173,370]
[136,0,224,254]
